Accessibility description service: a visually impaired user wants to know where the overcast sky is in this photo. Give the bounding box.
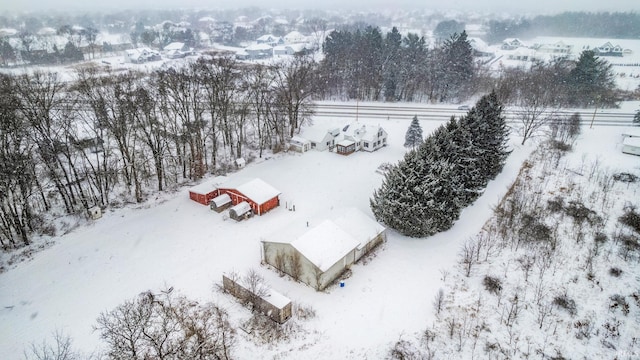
[1,0,637,14]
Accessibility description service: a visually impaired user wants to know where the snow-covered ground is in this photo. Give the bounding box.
[0,102,639,358]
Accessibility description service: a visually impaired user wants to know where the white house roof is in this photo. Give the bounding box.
[164,42,186,51]
[284,31,307,43]
[291,220,359,272]
[261,288,291,309]
[189,175,229,195]
[235,178,280,204]
[301,127,332,143]
[332,208,386,250]
[211,193,231,207]
[246,43,273,51]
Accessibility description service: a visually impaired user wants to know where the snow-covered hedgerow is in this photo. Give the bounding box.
[391,142,640,359]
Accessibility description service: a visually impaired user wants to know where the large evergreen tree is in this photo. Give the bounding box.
[566,50,617,107]
[371,92,510,238]
[404,115,423,148]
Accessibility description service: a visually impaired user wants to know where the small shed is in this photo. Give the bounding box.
[222,274,292,323]
[289,136,311,152]
[622,137,640,156]
[210,193,232,212]
[88,206,102,220]
[235,158,246,168]
[229,201,252,221]
[336,139,356,155]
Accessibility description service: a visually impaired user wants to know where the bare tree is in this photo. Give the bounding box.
[242,268,269,312]
[24,330,82,360]
[433,288,445,316]
[95,289,235,360]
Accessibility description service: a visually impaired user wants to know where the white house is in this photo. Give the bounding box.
[501,38,526,50]
[256,34,283,46]
[244,43,273,59]
[341,122,388,152]
[300,127,336,151]
[163,42,189,58]
[124,48,160,63]
[284,31,307,44]
[261,208,386,290]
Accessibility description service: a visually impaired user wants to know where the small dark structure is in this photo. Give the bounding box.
[222,274,292,323]
[210,193,232,212]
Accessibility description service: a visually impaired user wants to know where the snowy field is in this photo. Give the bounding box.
[0,102,639,359]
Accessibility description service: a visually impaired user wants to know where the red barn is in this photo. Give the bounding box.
[188,176,229,205]
[218,178,281,216]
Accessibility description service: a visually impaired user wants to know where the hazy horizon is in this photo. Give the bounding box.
[1,0,637,15]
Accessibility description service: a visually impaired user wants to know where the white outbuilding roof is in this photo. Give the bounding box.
[291,220,359,272]
[189,176,229,195]
[235,178,280,204]
[333,208,386,250]
[211,193,231,207]
[230,201,251,215]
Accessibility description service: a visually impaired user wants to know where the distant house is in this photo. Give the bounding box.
[342,123,388,153]
[273,44,307,56]
[594,42,625,57]
[261,208,386,291]
[468,37,493,57]
[244,43,273,59]
[124,47,161,63]
[501,38,525,50]
[256,34,283,46]
[284,31,307,44]
[534,41,573,55]
[163,42,189,58]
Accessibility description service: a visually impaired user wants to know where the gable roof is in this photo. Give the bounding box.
[332,208,386,250]
[164,42,186,51]
[291,220,359,272]
[301,127,333,143]
[188,175,229,195]
[235,178,280,204]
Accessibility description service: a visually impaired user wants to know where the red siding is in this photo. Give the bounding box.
[217,188,279,216]
[189,189,220,205]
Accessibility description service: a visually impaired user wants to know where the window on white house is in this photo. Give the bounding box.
[364,142,369,148]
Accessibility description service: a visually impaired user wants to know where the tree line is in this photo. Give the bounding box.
[0,54,317,249]
[319,26,475,103]
[485,11,640,44]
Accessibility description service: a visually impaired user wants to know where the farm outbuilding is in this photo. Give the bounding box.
[189,177,280,216]
[289,136,311,152]
[261,208,386,291]
[222,274,292,323]
[188,176,229,205]
[229,201,252,221]
[219,178,281,216]
[210,193,232,212]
